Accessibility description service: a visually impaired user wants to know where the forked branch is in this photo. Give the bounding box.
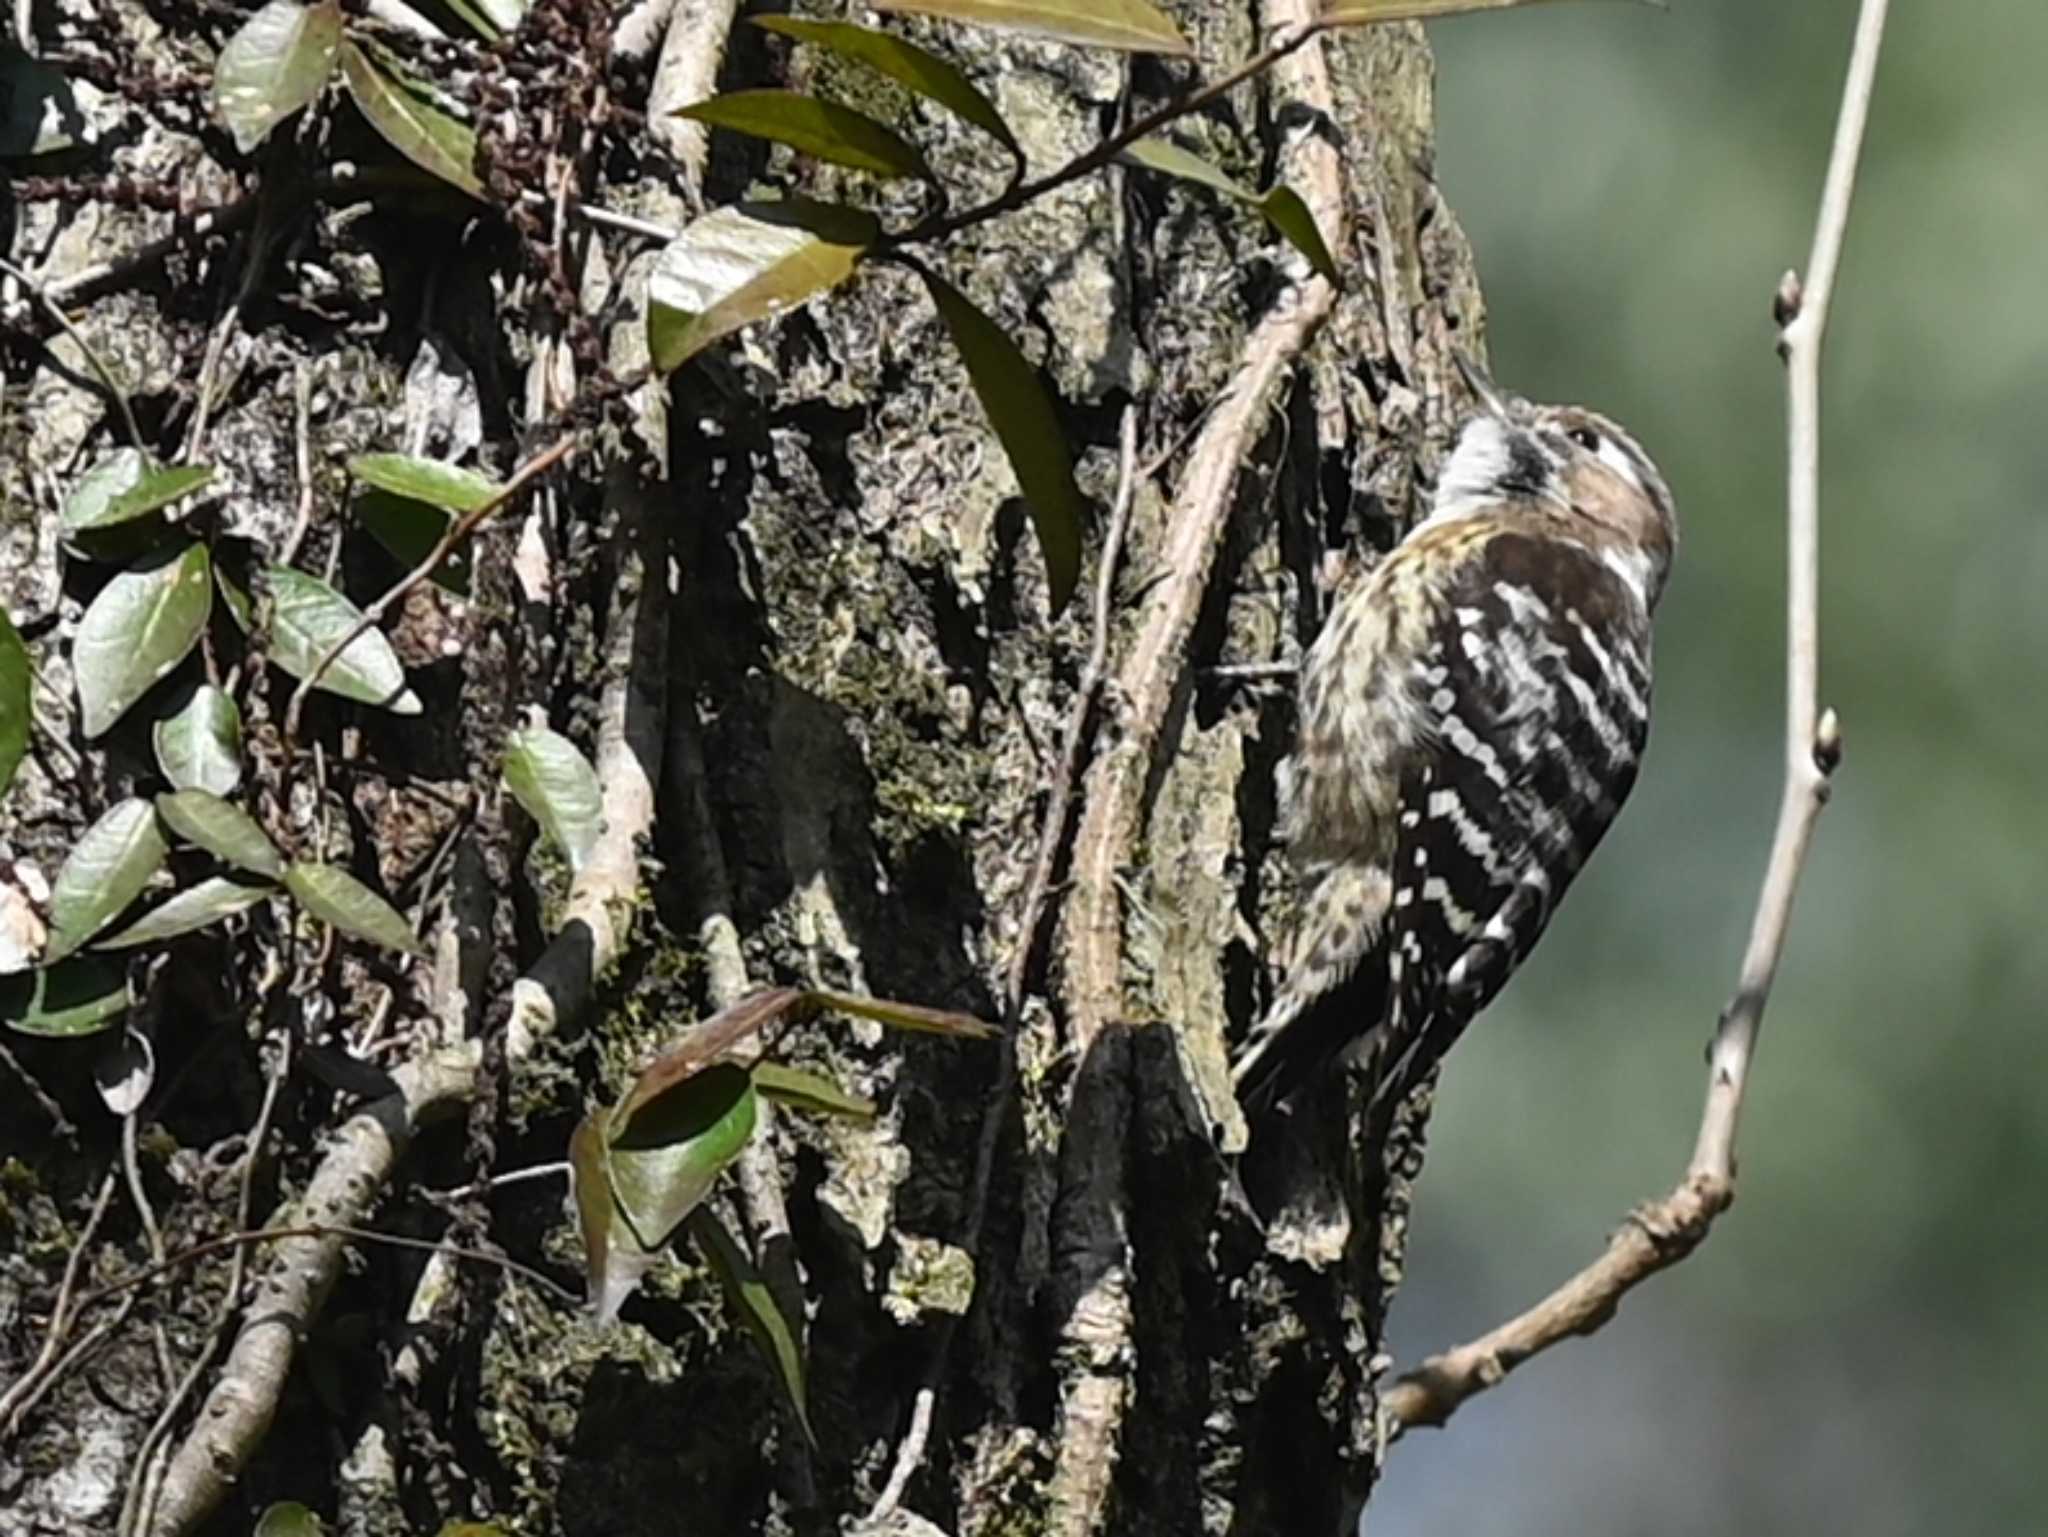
[1382,0,1888,1437]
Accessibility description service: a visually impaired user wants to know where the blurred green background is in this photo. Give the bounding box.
[1380,2,2048,1532]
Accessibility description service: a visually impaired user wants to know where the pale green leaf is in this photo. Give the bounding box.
[647,198,878,374]
[751,1060,876,1120]
[874,0,1192,54]
[285,862,424,955]
[222,566,421,715]
[1321,0,1599,21]
[338,40,483,198]
[74,543,212,738]
[0,958,128,1038]
[154,790,286,880]
[674,90,934,181]
[502,724,604,874]
[211,0,344,155]
[253,1502,325,1537]
[153,684,243,796]
[923,273,1086,611]
[61,449,146,534]
[0,607,27,803]
[96,875,271,949]
[752,17,1019,157]
[347,453,500,513]
[45,798,168,960]
[605,1064,757,1253]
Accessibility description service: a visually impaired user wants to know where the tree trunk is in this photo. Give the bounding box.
[0,2,1486,1534]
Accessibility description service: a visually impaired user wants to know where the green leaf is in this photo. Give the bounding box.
[1120,138,1337,284]
[0,607,27,803]
[689,1206,813,1444]
[44,798,169,961]
[211,0,344,155]
[606,1064,758,1249]
[806,986,999,1039]
[96,875,271,949]
[153,684,243,796]
[1320,0,1599,21]
[253,1502,325,1537]
[751,18,1021,157]
[0,958,128,1038]
[570,1110,646,1323]
[74,543,213,738]
[674,90,934,182]
[223,566,421,716]
[647,198,879,374]
[353,491,470,595]
[154,790,287,880]
[338,40,483,198]
[0,48,84,159]
[347,453,501,513]
[922,273,1087,612]
[502,724,603,875]
[285,862,425,955]
[98,464,216,529]
[61,449,146,534]
[751,1060,876,1121]
[873,0,1192,54]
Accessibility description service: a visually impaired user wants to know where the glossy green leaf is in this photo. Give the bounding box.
[353,492,469,595]
[673,91,934,181]
[570,1110,652,1323]
[212,0,344,155]
[154,791,286,880]
[647,198,878,373]
[285,862,424,955]
[153,684,243,796]
[222,566,421,715]
[74,543,212,738]
[502,724,603,875]
[923,273,1086,611]
[0,958,128,1037]
[347,453,500,513]
[751,1060,876,1121]
[751,17,1020,157]
[253,1502,325,1537]
[97,464,215,528]
[44,799,168,961]
[1321,0,1597,21]
[61,449,146,534]
[689,1206,813,1443]
[0,607,27,802]
[873,0,1192,54]
[606,1064,758,1250]
[96,875,271,949]
[0,48,84,158]
[338,40,483,199]
[1120,138,1337,284]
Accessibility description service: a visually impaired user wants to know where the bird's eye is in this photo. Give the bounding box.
[1568,426,1601,452]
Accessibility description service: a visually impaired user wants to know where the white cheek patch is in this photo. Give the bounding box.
[1596,438,1645,492]
[1427,416,1514,521]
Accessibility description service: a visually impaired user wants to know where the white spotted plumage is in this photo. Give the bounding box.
[1233,359,1678,1114]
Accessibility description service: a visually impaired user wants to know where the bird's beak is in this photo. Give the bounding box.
[1453,350,1510,420]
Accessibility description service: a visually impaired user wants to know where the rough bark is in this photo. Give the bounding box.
[0,2,1486,1533]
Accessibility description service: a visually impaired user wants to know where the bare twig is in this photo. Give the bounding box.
[279,434,576,751]
[0,256,150,459]
[1381,0,1886,1437]
[0,1167,117,1439]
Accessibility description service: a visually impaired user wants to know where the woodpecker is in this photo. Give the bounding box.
[1232,355,1677,1115]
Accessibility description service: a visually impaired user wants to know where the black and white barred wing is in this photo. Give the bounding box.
[1374,532,1654,1103]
